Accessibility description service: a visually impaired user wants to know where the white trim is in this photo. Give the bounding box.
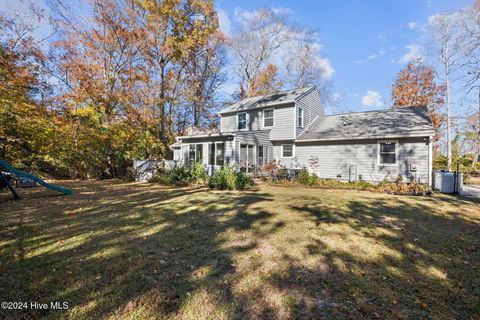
[281,144,295,158]
[177,133,234,139]
[377,140,398,166]
[298,114,320,136]
[297,107,304,128]
[293,86,316,102]
[237,112,248,131]
[262,108,275,128]
[293,105,296,139]
[428,136,433,186]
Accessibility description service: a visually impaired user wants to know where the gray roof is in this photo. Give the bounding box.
[219,86,314,114]
[297,106,435,141]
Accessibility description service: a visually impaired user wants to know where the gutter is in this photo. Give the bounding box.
[296,133,436,143]
[176,133,234,139]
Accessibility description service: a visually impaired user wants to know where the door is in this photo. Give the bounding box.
[240,144,256,172]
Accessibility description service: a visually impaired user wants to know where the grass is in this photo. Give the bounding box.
[465,175,480,187]
[1,181,479,319]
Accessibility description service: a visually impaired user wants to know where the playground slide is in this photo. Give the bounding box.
[0,160,72,195]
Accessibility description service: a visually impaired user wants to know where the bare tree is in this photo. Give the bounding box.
[459,0,480,166]
[229,8,290,99]
[428,12,463,171]
[284,28,334,107]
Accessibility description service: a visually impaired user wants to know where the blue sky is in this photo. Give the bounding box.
[217,0,473,113]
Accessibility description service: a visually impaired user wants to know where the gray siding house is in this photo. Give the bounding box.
[172,86,435,185]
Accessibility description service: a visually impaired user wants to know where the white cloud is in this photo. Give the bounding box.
[316,57,335,80]
[361,90,384,107]
[398,44,423,64]
[377,34,387,41]
[355,49,386,64]
[407,22,418,30]
[271,7,293,15]
[217,9,231,36]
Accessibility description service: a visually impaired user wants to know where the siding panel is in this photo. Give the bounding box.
[295,89,324,137]
[273,138,430,183]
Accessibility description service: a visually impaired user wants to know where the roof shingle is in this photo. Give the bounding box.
[219,86,314,114]
[297,106,435,141]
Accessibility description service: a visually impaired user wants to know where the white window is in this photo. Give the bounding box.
[188,145,196,165]
[188,144,203,164]
[216,142,225,166]
[208,143,225,166]
[195,144,203,163]
[297,107,304,128]
[238,112,247,130]
[281,144,294,158]
[263,109,274,127]
[378,141,397,165]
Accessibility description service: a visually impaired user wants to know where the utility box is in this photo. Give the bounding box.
[433,171,463,194]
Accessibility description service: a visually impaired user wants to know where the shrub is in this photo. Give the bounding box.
[378,181,430,195]
[150,162,207,186]
[190,162,208,183]
[208,167,237,190]
[235,171,252,190]
[297,168,317,186]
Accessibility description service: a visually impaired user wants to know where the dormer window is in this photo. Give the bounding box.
[263,109,274,127]
[298,107,304,128]
[238,112,247,130]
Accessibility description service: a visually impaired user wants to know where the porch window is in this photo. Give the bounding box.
[238,112,247,130]
[378,141,397,165]
[188,145,196,165]
[263,109,274,127]
[208,144,215,165]
[297,107,304,128]
[282,144,294,158]
[216,143,225,166]
[195,144,203,163]
[258,145,266,166]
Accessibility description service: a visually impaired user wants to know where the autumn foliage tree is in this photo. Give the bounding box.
[0,7,55,172]
[392,61,446,156]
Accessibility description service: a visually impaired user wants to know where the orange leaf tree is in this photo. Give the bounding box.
[392,61,446,156]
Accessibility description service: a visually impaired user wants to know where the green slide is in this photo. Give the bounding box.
[0,160,72,195]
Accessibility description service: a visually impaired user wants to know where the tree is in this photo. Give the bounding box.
[230,8,290,99]
[0,6,52,170]
[428,12,463,170]
[459,0,480,167]
[392,61,445,156]
[183,30,226,128]
[51,0,147,177]
[139,0,220,141]
[284,29,334,107]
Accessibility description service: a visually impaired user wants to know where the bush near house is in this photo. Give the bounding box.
[208,167,252,190]
[151,165,252,190]
[285,168,430,196]
[150,162,207,186]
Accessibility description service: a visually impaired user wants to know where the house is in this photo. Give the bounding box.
[172,86,435,185]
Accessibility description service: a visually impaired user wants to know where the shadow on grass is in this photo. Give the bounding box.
[280,196,480,319]
[1,183,479,319]
[1,182,277,319]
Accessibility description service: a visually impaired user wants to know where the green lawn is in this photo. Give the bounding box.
[1,181,479,319]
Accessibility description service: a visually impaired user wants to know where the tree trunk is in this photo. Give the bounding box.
[445,42,452,171]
